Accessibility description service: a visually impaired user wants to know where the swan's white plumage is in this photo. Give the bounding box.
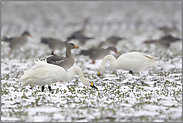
[20,60,66,87]
[20,60,96,89]
[98,52,158,73]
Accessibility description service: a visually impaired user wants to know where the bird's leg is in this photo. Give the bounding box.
[41,86,45,92]
[48,86,52,91]
[92,60,95,64]
[30,86,33,89]
[48,85,54,94]
[9,49,12,54]
[129,70,134,75]
[19,48,23,52]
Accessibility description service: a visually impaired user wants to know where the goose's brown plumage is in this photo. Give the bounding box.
[46,43,79,70]
[142,35,181,49]
[67,17,89,41]
[79,46,119,64]
[66,17,94,45]
[99,36,125,47]
[2,31,31,53]
[158,26,179,35]
[41,37,67,54]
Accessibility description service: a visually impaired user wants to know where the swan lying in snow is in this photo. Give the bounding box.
[20,60,98,92]
[97,52,158,76]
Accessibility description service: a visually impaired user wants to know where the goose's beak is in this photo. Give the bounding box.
[29,34,32,37]
[97,71,101,76]
[116,51,119,54]
[90,82,98,90]
[74,45,79,49]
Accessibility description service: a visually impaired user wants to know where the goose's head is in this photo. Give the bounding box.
[82,78,98,90]
[68,43,79,49]
[22,31,32,37]
[107,46,119,54]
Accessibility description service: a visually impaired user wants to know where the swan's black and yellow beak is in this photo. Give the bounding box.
[90,82,98,90]
[97,71,101,76]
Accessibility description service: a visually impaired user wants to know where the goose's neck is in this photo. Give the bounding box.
[21,35,28,41]
[81,20,87,32]
[101,55,117,69]
[66,46,72,58]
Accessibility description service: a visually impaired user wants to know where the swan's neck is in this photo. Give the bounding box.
[101,55,117,69]
[67,66,87,85]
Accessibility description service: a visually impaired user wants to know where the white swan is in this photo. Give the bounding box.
[20,60,98,92]
[98,52,158,76]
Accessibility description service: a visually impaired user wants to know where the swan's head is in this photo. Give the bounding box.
[82,78,98,90]
[97,65,105,76]
[89,81,98,90]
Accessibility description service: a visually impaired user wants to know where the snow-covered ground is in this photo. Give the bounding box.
[1,1,182,122]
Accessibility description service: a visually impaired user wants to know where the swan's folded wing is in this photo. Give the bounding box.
[142,54,157,60]
[21,64,63,81]
[21,60,47,79]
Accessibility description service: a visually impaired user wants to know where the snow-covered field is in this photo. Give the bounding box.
[1,1,182,122]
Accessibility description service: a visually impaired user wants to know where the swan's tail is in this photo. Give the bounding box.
[142,54,160,67]
[20,59,47,89]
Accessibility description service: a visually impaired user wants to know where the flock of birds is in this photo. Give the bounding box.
[1,17,181,93]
